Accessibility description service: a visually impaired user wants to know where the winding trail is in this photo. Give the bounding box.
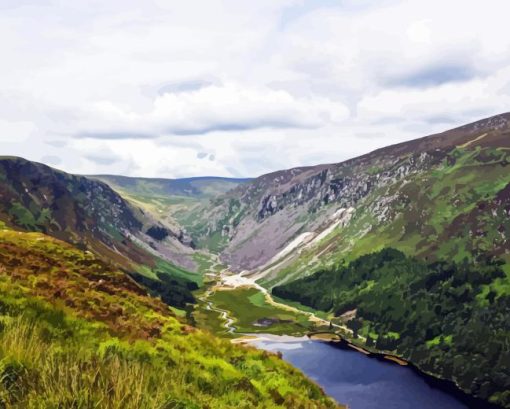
[196,256,238,333]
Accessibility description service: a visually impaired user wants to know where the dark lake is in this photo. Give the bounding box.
[252,335,475,409]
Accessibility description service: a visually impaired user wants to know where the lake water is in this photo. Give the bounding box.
[251,335,473,409]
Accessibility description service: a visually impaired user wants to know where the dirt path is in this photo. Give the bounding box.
[195,252,360,339]
[195,254,239,333]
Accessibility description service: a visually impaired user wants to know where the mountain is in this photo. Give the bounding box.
[92,174,252,198]
[0,157,146,263]
[0,158,341,407]
[182,113,510,286]
[0,225,340,408]
[168,112,510,408]
[92,174,251,250]
[0,156,203,306]
[3,112,510,408]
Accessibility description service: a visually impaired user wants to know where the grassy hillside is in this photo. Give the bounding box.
[0,157,204,307]
[273,249,510,407]
[0,157,149,268]
[0,226,341,408]
[175,114,510,277]
[259,143,510,288]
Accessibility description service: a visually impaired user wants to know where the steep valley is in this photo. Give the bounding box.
[1,113,510,407]
[181,113,510,284]
[114,112,510,408]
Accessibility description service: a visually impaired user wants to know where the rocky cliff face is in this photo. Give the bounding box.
[256,151,445,222]
[183,113,510,276]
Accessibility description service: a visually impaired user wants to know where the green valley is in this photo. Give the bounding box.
[3,113,510,408]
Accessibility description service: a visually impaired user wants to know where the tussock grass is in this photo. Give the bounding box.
[0,317,175,408]
[0,229,341,409]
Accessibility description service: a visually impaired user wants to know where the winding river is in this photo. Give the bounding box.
[250,335,491,409]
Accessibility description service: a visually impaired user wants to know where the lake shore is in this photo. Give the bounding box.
[234,333,503,409]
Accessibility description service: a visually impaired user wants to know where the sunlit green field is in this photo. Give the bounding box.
[208,288,313,335]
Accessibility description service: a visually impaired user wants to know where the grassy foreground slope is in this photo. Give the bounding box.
[0,227,340,408]
[273,249,510,408]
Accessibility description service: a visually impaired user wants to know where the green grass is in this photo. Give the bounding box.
[192,252,225,275]
[135,257,203,287]
[209,288,312,335]
[271,296,330,320]
[169,306,187,317]
[155,258,203,286]
[0,228,341,409]
[192,302,228,336]
[0,295,338,409]
[261,147,510,288]
[201,231,229,254]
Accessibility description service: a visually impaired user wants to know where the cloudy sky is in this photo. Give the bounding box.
[1,0,510,178]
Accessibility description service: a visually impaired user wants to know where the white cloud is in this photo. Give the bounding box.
[0,0,509,177]
[358,66,510,127]
[0,119,36,142]
[72,83,349,138]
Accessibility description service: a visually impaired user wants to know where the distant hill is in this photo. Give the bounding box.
[93,174,251,250]
[92,174,252,198]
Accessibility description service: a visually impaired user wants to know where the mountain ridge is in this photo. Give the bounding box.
[0,155,206,303]
[2,113,510,408]
[175,112,510,278]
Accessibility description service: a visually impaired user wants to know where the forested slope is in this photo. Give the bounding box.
[273,249,510,407]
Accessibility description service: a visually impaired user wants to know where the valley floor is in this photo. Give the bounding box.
[189,256,507,409]
[192,264,354,340]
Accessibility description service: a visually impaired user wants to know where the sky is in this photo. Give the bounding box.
[1,0,510,178]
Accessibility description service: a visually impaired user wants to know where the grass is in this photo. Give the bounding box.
[192,302,227,335]
[0,317,175,408]
[192,252,225,275]
[155,259,203,286]
[0,306,337,408]
[260,146,510,288]
[209,288,312,335]
[271,296,331,320]
[0,228,342,409]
